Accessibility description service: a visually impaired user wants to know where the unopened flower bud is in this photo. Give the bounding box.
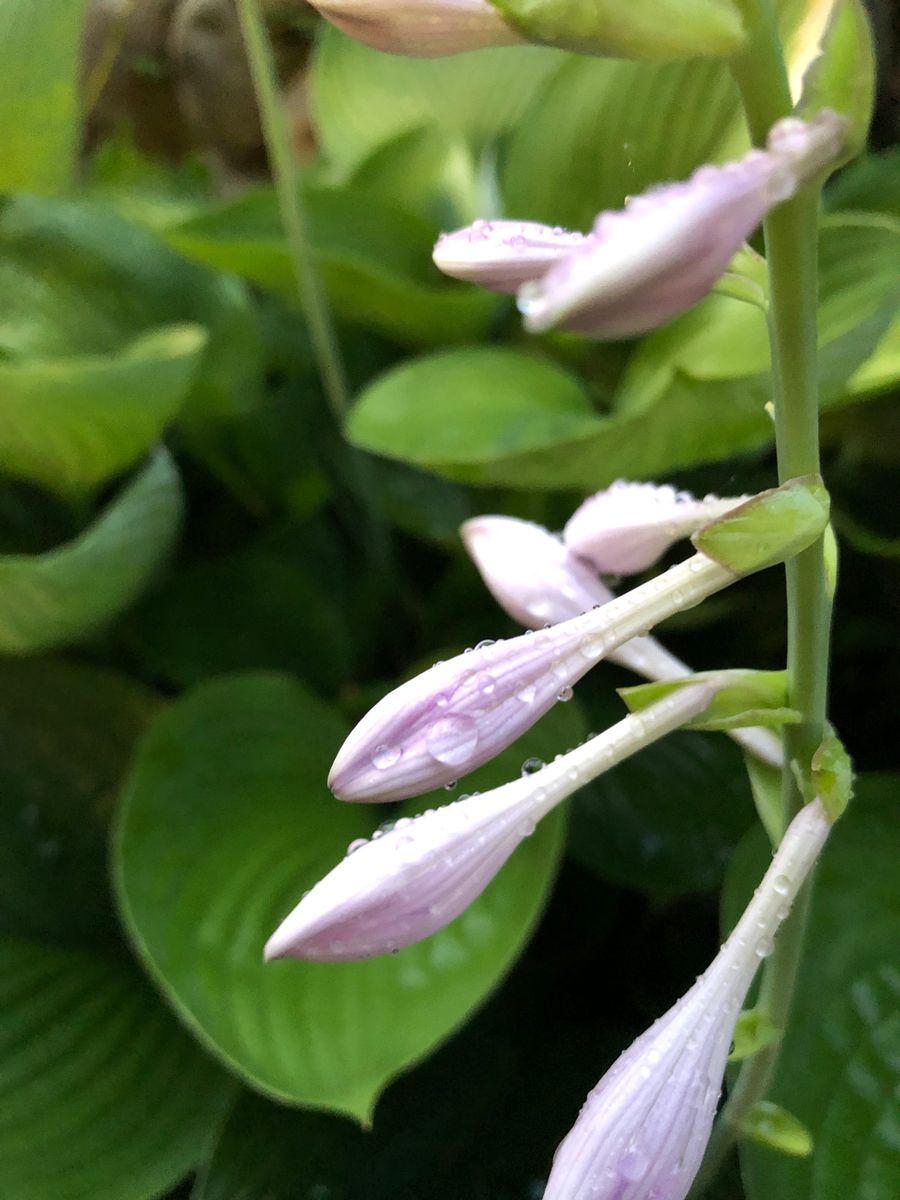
[433,221,586,293]
[543,799,832,1200]
[307,0,522,57]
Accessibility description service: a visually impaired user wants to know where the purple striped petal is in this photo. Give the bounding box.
[543,800,831,1200]
[433,220,587,293]
[518,110,845,339]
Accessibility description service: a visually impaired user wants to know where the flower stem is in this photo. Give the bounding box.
[692,1,833,1190]
[235,0,349,422]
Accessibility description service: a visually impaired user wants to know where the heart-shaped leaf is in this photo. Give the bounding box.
[0,448,183,654]
[115,673,582,1121]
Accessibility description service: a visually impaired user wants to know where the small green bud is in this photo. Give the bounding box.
[487,0,745,60]
[739,1101,814,1157]
[729,1007,781,1062]
[692,475,830,576]
[811,730,854,821]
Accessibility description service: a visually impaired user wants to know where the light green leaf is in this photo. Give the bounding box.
[0,449,183,654]
[115,674,581,1121]
[310,26,567,173]
[619,669,793,732]
[349,347,600,468]
[826,149,900,219]
[0,0,89,193]
[796,0,875,158]
[729,1007,782,1062]
[0,325,206,496]
[162,183,498,346]
[501,56,740,230]
[740,1101,815,1156]
[0,935,232,1200]
[724,774,900,1199]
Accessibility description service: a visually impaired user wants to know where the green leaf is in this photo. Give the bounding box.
[0,325,206,496]
[569,691,755,895]
[692,477,830,575]
[743,753,785,845]
[796,0,875,159]
[619,669,794,732]
[723,774,900,1199]
[161,183,498,346]
[0,194,263,426]
[0,657,157,950]
[729,1007,782,1062]
[809,731,854,819]
[310,26,566,173]
[0,0,89,193]
[115,674,582,1121]
[826,149,900,220]
[740,1101,815,1157]
[501,56,740,230]
[0,934,232,1200]
[348,347,600,468]
[0,449,183,654]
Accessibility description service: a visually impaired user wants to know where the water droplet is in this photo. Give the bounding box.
[435,693,450,708]
[521,757,545,777]
[516,682,537,704]
[518,817,536,837]
[444,780,458,791]
[372,743,401,770]
[580,633,607,660]
[426,715,479,767]
[346,837,368,856]
[772,874,790,896]
[477,673,496,696]
[755,936,774,959]
[556,686,573,702]
[474,639,497,651]
[620,1147,650,1182]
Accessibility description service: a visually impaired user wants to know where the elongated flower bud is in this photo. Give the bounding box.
[329,552,736,801]
[518,110,845,338]
[266,686,714,962]
[462,514,782,768]
[306,0,522,57]
[563,481,747,575]
[543,799,832,1200]
[433,221,586,293]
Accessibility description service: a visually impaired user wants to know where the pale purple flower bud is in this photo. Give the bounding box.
[329,553,736,801]
[461,513,782,769]
[563,481,747,576]
[432,220,587,293]
[306,0,522,57]
[266,685,714,962]
[543,798,832,1200]
[517,110,846,338]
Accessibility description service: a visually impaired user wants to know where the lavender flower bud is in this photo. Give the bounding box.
[432,221,587,293]
[266,686,714,962]
[543,799,832,1200]
[513,110,845,339]
[305,0,522,57]
[462,514,782,768]
[328,553,736,801]
[563,481,747,575]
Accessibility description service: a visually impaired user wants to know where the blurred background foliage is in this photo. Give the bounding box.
[0,0,897,1197]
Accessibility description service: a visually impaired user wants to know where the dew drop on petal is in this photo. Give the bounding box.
[557,685,574,702]
[620,1147,650,1182]
[518,817,536,837]
[426,715,479,767]
[772,874,790,896]
[372,743,401,770]
[521,757,545,777]
[755,936,775,959]
[516,682,537,704]
[345,837,368,857]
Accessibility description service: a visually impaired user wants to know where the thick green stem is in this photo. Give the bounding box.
[692,1,833,1191]
[235,0,349,422]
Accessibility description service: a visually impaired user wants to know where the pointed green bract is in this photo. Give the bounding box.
[810,731,854,820]
[692,476,830,574]
[619,669,796,732]
[729,1008,782,1062]
[489,0,744,59]
[797,0,875,163]
[740,1101,815,1157]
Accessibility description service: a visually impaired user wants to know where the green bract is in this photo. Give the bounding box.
[488,0,745,59]
[619,669,798,732]
[692,476,831,574]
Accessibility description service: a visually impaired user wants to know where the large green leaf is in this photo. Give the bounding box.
[161,183,498,346]
[0,657,157,949]
[348,346,601,469]
[0,935,232,1200]
[115,673,583,1121]
[0,0,89,193]
[501,56,740,229]
[0,449,183,654]
[722,775,900,1200]
[310,26,567,173]
[0,325,206,496]
[0,194,263,425]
